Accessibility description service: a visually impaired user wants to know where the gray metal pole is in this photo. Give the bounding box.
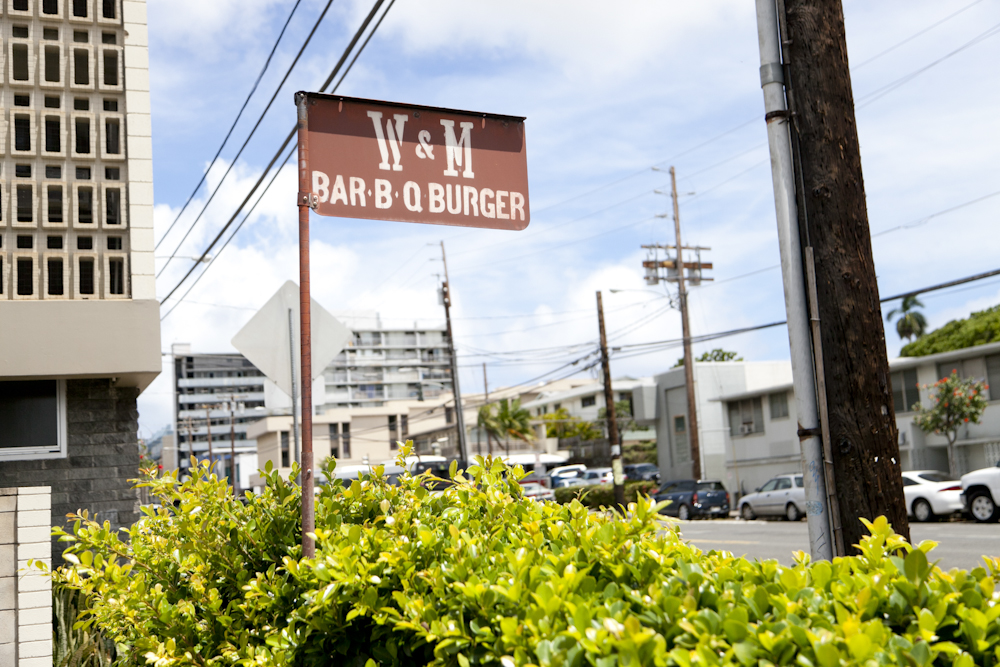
[755,0,833,560]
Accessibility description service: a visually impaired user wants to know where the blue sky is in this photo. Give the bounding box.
[141,0,1000,436]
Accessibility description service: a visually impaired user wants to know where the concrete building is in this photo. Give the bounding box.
[636,344,1000,496]
[0,0,159,563]
[169,312,455,484]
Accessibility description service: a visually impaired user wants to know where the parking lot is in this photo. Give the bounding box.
[673,518,1000,570]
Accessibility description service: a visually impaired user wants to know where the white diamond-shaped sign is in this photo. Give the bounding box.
[232,281,351,397]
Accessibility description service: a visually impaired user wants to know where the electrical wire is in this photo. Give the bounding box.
[157,0,340,278]
[154,0,304,251]
[160,0,394,311]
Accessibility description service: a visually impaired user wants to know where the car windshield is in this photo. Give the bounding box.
[759,479,778,492]
[918,471,956,483]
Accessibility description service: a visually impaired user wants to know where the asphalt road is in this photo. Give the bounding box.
[673,518,1000,571]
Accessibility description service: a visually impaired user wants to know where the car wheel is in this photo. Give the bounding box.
[677,504,691,521]
[912,498,934,523]
[741,503,755,521]
[785,503,802,522]
[969,491,999,523]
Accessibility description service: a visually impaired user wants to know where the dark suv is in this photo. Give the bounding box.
[624,463,660,483]
[654,479,730,520]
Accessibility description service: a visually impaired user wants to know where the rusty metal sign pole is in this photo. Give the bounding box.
[295,92,316,558]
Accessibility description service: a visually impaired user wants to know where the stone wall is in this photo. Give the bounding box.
[0,379,142,565]
[0,486,53,667]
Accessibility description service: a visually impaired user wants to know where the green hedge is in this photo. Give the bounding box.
[47,449,1000,667]
[553,480,659,508]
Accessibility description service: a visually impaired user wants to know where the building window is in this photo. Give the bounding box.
[43,0,59,14]
[12,44,29,81]
[329,423,340,458]
[388,415,398,449]
[45,117,61,153]
[75,118,91,154]
[105,118,120,153]
[105,188,121,225]
[769,391,789,420]
[17,258,34,296]
[986,355,1000,401]
[17,185,34,223]
[47,257,64,296]
[342,423,351,458]
[48,186,64,223]
[280,431,290,467]
[0,380,67,460]
[581,395,596,408]
[108,257,124,295]
[937,360,970,381]
[79,257,95,295]
[73,0,88,18]
[103,50,118,86]
[45,45,61,82]
[728,397,764,437]
[14,115,31,152]
[401,414,408,437]
[102,0,116,18]
[890,369,921,413]
[74,49,90,85]
[78,187,94,224]
[445,406,454,424]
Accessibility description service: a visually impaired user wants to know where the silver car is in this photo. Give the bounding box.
[738,473,806,521]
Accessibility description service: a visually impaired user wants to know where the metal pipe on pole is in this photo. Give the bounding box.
[669,168,702,481]
[753,0,834,560]
[440,241,469,464]
[596,291,626,509]
[295,91,315,558]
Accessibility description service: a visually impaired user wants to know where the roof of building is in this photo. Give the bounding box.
[521,377,654,409]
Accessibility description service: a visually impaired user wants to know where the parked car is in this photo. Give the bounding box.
[553,476,588,489]
[961,463,1000,523]
[654,479,730,520]
[578,467,613,485]
[738,473,805,521]
[520,481,556,502]
[549,464,587,487]
[624,463,660,483]
[901,470,963,522]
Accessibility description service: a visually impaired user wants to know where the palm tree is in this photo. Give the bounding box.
[477,404,501,455]
[493,398,534,454]
[887,295,928,341]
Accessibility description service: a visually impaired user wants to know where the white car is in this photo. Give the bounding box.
[578,467,613,485]
[738,473,806,521]
[520,481,556,502]
[901,470,963,522]
[961,464,1000,523]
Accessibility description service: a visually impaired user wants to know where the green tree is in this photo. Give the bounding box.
[901,304,1000,357]
[674,348,742,367]
[493,398,534,453]
[476,404,502,455]
[597,399,647,433]
[541,408,602,440]
[887,295,928,342]
[913,370,988,477]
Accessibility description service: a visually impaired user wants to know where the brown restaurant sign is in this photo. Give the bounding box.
[303,93,529,230]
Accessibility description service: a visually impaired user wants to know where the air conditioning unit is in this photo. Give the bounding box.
[739,424,754,435]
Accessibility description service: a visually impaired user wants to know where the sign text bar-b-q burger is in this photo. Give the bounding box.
[304,93,529,230]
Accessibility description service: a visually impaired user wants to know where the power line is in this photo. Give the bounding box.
[160,0,393,310]
[157,0,340,279]
[154,0,304,251]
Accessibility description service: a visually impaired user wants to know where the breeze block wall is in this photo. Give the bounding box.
[0,486,54,667]
[0,379,142,566]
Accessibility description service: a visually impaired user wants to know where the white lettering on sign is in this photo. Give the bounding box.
[309,172,525,220]
[429,183,445,213]
[479,188,495,218]
[416,130,434,160]
[403,182,422,212]
[367,111,408,172]
[440,120,475,178]
[375,179,393,209]
[350,177,366,207]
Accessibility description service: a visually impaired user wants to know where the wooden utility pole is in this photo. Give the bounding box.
[596,292,626,508]
[670,167,701,480]
[780,0,909,546]
[440,241,469,462]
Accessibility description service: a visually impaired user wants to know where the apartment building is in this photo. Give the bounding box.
[0,0,159,558]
